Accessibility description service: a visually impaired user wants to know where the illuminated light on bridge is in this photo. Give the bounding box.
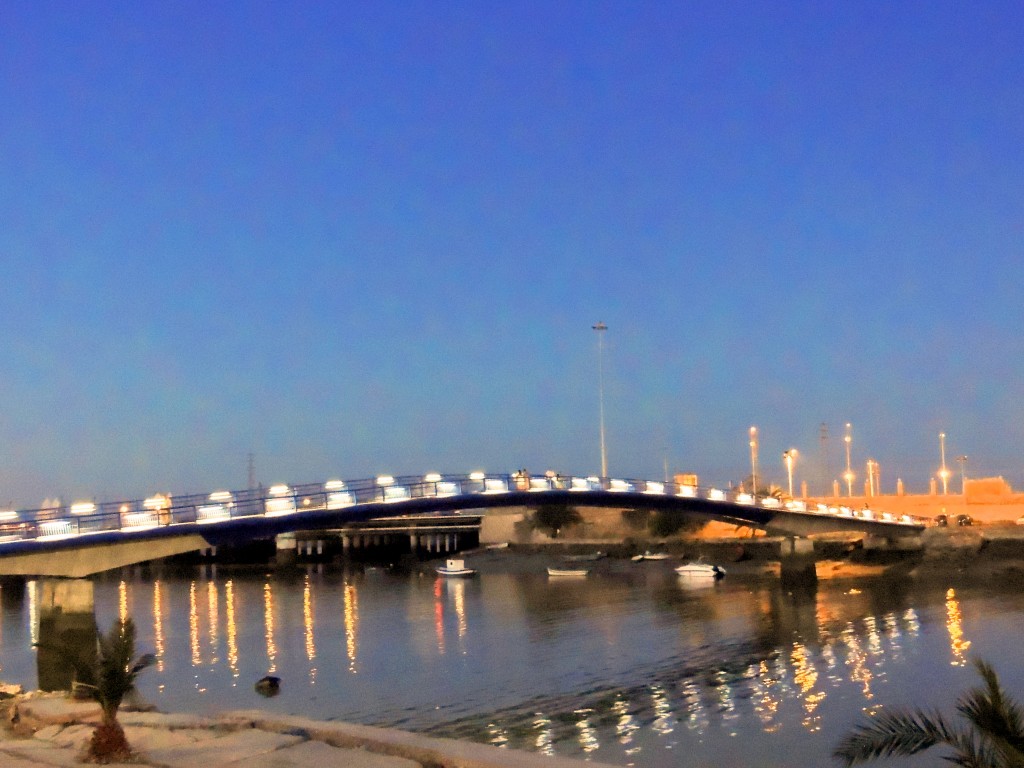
[0,471,927,564]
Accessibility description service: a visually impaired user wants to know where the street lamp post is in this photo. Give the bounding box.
[749,427,759,495]
[843,422,854,497]
[939,432,950,495]
[592,321,608,478]
[783,449,798,498]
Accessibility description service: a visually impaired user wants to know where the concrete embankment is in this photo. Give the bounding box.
[0,692,616,768]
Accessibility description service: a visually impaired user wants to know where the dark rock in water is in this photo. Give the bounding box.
[255,675,281,697]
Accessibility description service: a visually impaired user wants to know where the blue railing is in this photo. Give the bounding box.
[0,471,924,546]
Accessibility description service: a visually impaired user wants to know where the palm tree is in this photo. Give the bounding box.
[40,617,155,763]
[834,658,1024,767]
[530,503,582,539]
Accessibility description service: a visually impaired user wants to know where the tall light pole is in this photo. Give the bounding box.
[592,321,608,478]
[939,432,950,495]
[783,449,798,498]
[866,458,877,497]
[957,455,968,495]
[749,426,759,495]
[843,422,854,497]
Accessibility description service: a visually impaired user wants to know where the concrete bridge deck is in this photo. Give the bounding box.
[0,472,926,577]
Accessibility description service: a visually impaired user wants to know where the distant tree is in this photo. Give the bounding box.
[647,510,706,538]
[739,478,786,500]
[531,504,582,539]
[621,509,650,531]
[38,617,155,763]
[834,658,1024,767]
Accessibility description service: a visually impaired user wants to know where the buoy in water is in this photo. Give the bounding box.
[255,676,281,697]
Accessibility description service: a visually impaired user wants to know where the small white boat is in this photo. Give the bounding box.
[486,542,510,550]
[675,563,726,579]
[631,551,671,562]
[436,558,476,577]
[547,567,589,577]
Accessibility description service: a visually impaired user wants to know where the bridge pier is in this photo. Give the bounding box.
[36,579,98,692]
[862,534,924,552]
[779,536,817,589]
[275,532,297,565]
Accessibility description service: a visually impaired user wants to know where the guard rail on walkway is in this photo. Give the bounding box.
[0,471,925,547]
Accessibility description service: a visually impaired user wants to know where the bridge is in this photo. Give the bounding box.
[0,471,926,577]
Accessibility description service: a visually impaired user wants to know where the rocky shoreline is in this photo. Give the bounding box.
[0,691,617,768]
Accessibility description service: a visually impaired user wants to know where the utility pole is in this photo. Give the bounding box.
[843,422,854,497]
[749,426,759,495]
[592,321,608,478]
[819,422,829,496]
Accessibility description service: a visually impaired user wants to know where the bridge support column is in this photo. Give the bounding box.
[779,536,817,589]
[275,533,297,565]
[863,534,923,552]
[342,535,350,553]
[37,579,97,692]
[409,534,418,552]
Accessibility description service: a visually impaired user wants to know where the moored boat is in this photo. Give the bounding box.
[675,562,726,579]
[563,551,605,562]
[547,567,589,577]
[631,551,671,561]
[436,558,476,577]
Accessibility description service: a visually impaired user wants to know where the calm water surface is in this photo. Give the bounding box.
[2,559,1023,767]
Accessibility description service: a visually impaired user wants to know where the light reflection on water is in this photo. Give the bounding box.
[3,564,1024,767]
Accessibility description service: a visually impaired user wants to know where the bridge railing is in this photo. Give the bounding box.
[0,471,925,547]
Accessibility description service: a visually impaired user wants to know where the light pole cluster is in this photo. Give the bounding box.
[733,421,970,501]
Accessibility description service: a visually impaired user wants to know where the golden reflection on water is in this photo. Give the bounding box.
[189,581,201,668]
[225,580,239,682]
[263,581,277,674]
[650,683,675,735]
[152,581,165,673]
[27,580,38,646]
[118,580,128,623]
[433,578,445,656]
[574,708,600,753]
[751,659,781,733]
[343,581,358,673]
[842,623,874,700]
[612,696,639,750]
[945,588,971,666]
[206,581,219,665]
[533,714,554,756]
[451,580,468,651]
[681,680,707,732]
[303,574,317,684]
[791,643,824,732]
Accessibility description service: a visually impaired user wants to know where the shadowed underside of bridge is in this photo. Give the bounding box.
[0,490,923,578]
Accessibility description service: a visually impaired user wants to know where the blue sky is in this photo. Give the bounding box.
[1,1,1022,506]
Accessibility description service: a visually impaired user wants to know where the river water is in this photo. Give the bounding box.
[1,555,1023,767]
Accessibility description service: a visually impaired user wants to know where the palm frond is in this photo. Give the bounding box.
[955,658,1024,766]
[833,708,960,766]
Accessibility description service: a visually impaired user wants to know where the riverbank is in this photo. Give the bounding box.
[0,691,618,768]
[442,522,1024,585]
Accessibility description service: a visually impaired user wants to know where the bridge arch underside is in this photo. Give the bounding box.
[0,491,921,578]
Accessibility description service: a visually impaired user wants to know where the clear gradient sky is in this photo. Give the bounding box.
[1,2,1023,507]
